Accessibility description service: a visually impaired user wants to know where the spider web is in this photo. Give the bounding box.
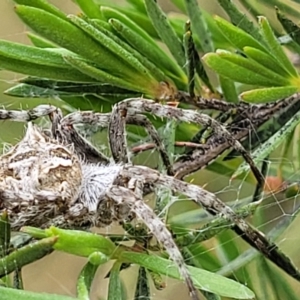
[1,1,300,300]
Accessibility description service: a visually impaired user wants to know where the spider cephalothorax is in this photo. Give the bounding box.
[0,98,299,300]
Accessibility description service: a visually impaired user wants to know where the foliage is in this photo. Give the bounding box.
[1,0,300,299]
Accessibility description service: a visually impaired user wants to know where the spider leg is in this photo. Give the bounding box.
[113,98,264,185]
[106,184,199,300]
[0,105,57,121]
[50,110,109,164]
[109,108,174,174]
[62,110,174,175]
[121,165,300,281]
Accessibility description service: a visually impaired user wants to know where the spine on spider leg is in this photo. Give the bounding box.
[107,185,200,300]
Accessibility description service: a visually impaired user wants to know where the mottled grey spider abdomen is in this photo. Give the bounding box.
[0,123,82,229]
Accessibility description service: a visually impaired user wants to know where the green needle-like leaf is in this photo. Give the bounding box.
[109,18,186,85]
[68,15,153,79]
[0,212,10,257]
[214,15,266,52]
[44,227,117,257]
[0,286,76,300]
[144,0,185,67]
[276,7,300,48]
[101,6,157,45]
[63,55,152,94]
[13,0,67,20]
[184,0,214,52]
[27,32,57,48]
[134,267,150,300]
[77,261,99,300]
[217,0,265,45]
[243,46,292,77]
[203,52,289,87]
[0,237,56,277]
[73,0,103,19]
[259,16,298,77]
[14,5,140,79]
[119,252,255,299]
[241,86,299,102]
[219,76,238,102]
[108,261,123,300]
[234,106,300,177]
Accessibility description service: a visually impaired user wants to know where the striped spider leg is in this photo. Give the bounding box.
[174,92,300,178]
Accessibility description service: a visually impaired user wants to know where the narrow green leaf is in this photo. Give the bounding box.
[144,0,185,67]
[120,252,255,299]
[264,260,300,300]
[100,6,157,46]
[108,261,123,300]
[77,261,99,300]
[263,0,300,19]
[27,32,57,48]
[45,227,116,257]
[21,226,47,239]
[174,201,259,247]
[170,0,187,13]
[0,39,70,68]
[0,53,94,82]
[0,286,76,300]
[13,0,67,20]
[219,51,291,86]
[14,5,135,78]
[183,27,195,97]
[241,86,299,103]
[82,19,168,84]
[259,16,298,77]
[0,237,56,277]
[217,0,264,45]
[109,18,185,84]
[233,106,300,177]
[218,201,300,276]
[127,0,147,14]
[184,0,214,52]
[134,267,150,300]
[73,0,103,19]
[203,52,288,86]
[218,231,240,262]
[68,15,153,79]
[214,15,266,52]
[63,55,153,94]
[243,46,292,77]
[276,7,300,54]
[219,76,238,102]
[119,6,160,38]
[0,212,10,257]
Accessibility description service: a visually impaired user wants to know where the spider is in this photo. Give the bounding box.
[0,97,299,299]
